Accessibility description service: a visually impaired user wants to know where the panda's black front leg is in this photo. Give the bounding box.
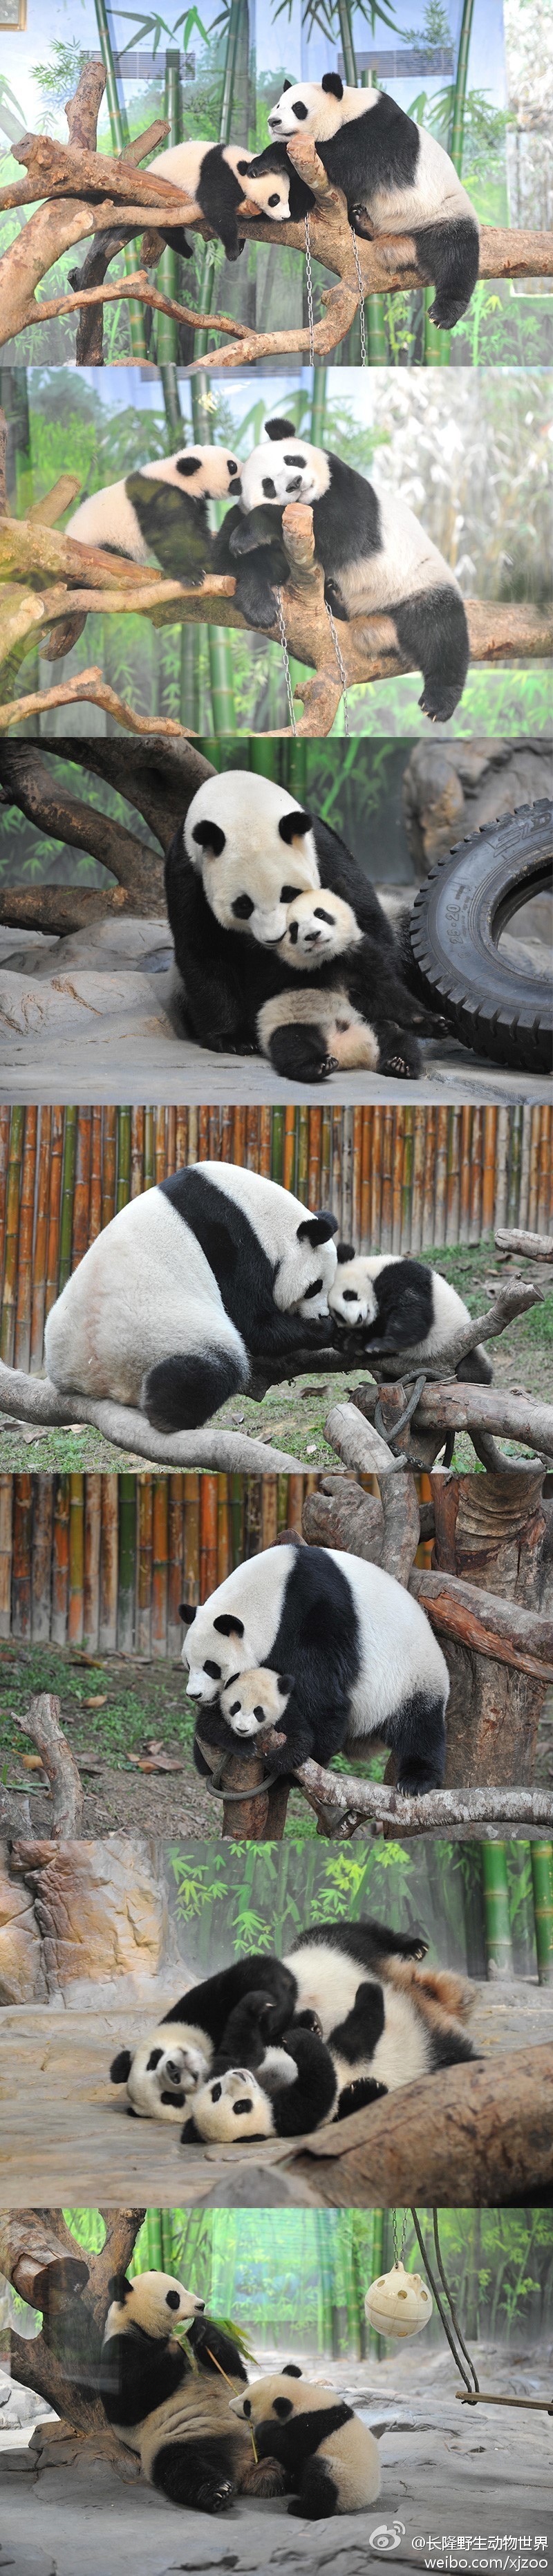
[335,2076,388,2118]
[271,2028,338,2135]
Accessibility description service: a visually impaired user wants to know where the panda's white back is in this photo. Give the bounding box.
[337,485,460,617]
[328,1548,449,1732]
[149,138,207,196]
[67,480,151,561]
[44,1190,244,1406]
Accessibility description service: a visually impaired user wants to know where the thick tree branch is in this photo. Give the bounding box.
[0,740,164,904]
[12,1694,84,1837]
[411,1566,553,1679]
[0,734,213,927]
[496,1227,553,1262]
[293,1760,553,1838]
[0,666,191,742]
[0,1359,306,1473]
[289,2044,553,2204]
[353,1379,553,1463]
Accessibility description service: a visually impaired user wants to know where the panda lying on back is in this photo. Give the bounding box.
[256,888,445,1084]
[265,73,480,330]
[220,420,469,724]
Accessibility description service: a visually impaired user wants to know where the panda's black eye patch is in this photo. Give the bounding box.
[176,456,198,476]
[262,476,276,497]
[288,922,299,944]
[315,906,335,924]
[268,192,281,206]
[147,2048,164,2071]
[283,454,306,465]
[301,1276,323,1298]
[204,1659,222,1680]
[343,1289,359,1302]
[234,2098,253,2115]
[253,1706,265,1722]
[167,2290,180,2308]
[227,1699,241,1716]
[292,100,308,117]
[243,2399,252,2418]
[232,894,254,920]
[227,460,238,476]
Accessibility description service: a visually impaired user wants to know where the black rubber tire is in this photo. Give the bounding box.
[408,801,552,1074]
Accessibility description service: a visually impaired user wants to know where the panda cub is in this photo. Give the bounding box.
[225,420,469,723]
[328,1245,494,1384]
[147,138,296,265]
[66,446,238,584]
[229,2365,381,2517]
[109,1952,297,2122]
[267,73,480,329]
[100,2270,281,2514]
[182,2022,339,2146]
[193,1668,294,1782]
[256,888,445,1084]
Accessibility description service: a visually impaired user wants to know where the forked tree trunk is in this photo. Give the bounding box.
[1,2209,144,2452]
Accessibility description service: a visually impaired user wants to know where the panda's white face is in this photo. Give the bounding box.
[238,432,330,514]
[232,151,293,221]
[229,2368,331,2424]
[279,888,360,967]
[219,1667,294,1737]
[104,2271,204,2344]
[268,75,365,142]
[142,447,239,498]
[190,2066,274,2142]
[328,1253,379,1332]
[184,770,320,947]
[126,2031,211,2119]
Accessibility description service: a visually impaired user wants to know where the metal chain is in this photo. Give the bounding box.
[305,214,315,364]
[349,225,367,366]
[392,2208,409,2266]
[325,599,350,736]
[276,590,297,735]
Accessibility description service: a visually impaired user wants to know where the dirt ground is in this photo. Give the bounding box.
[0,1246,551,1478]
[1,2339,551,2576]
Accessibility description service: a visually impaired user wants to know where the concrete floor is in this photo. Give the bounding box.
[1,1981,550,2207]
[1,2373,551,2575]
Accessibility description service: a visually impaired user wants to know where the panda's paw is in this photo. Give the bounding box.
[379,1050,418,1081]
[198,2477,235,2513]
[319,1054,339,1080]
[397,1768,441,1799]
[419,684,459,724]
[428,298,467,330]
[292,2007,324,2039]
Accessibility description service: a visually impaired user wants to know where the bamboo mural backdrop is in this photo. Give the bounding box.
[1,1103,552,1382]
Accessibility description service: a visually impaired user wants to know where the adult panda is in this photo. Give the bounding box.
[180,1539,450,1793]
[267,73,480,330]
[145,138,297,265]
[109,1952,298,2121]
[44,1162,338,1435]
[66,445,238,584]
[229,2366,381,2517]
[256,887,446,1084]
[224,420,469,723]
[164,768,433,1059]
[180,1920,476,2146]
[328,1244,494,1383]
[100,2270,285,2512]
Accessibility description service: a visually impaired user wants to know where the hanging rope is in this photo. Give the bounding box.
[409,2209,476,2395]
[325,599,350,734]
[349,226,367,366]
[432,2211,480,2393]
[305,215,315,364]
[276,590,297,734]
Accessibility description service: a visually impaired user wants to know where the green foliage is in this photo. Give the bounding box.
[33,42,91,116]
[167,1835,538,1980]
[115,6,208,60]
[524,1290,553,1343]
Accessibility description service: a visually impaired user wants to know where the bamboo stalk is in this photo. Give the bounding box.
[0,1471,13,1637]
[446,1108,461,1246]
[0,1112,11,1320]
[216,1474,230,1584]
[44,1106,64,1321]
[168,1473,185,1652]
[58,1106,77,1291]
[261,1477,278,1551]
[99,1475,118,1652]
[131,1106,144,1200]
[200,1474,218,1600]
[352,1105,362,1244]
[151,1476,169,1656]
[272,1107,284,1185]
[422,1105,436,1246]
[31,1477,54,1641]
[482,1107,497,1233]
[1,1108,24,1367]
[12,1475,32,1637]
[495,1106,509,1233]
[155,1106,166,1184]
[89,1106,102,1241]
[137,1475,153,1656]
[72,1107,91,1270]
[459,1105,472,1244]
[144,1106,154,1191]
[68,1473,85,1645]
[14,1106,37,1372]
[308,1108,322,1213]
[220,1105,232,1166]
[469,1105,482,1242]
[381,1108,393,1250]
[531,1841,553,1985]
[198,1104,209,1164]
[538,1108,552,1235]
[118,1472,136,1654]
[50,1475,68,1644]
[402,1108,414,1250]
[30,1109,51,1371]
[167,1105,176,1173]
[435,1107,449,1247]
[95,0,149,362]
[183,1472,200,1610]
[371,1109,382,1249]
[481,1843,513,1979]
[84,1474,102,1650]
[246,1108,259,1172]
[117,1106,131,1209]
[155,50,181,370]
[102,1106,117,1230]
[507,1105,522,1229]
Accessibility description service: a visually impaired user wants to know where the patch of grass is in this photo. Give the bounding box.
[0,1641,197,1772]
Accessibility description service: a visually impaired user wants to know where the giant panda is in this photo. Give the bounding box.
[225,420,469,722]
[66,446,238,583]
[256,888,447,1084]
[229,2365,381,2516]
[109,1952,298,2120]
[328,1245,494,1384]
[100,2270,285,2512]
[268,73,480,330]
[44,1162,338,1435]
[193,1665,295,1782]
[179,1919,476,2145]
[146,138,298,265]
[180,1539,450,1793]
[164,769,437,1058]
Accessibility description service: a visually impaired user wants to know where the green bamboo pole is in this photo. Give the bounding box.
[362,72,387,364]
[156,51,181,366]
[191,377,236,732]
[93,0,149,362]
[368,2209,386,2357]
[57,1110,77,1294]
[310,371,328,445]
[531,1842,553,1985]
[196,0,243,359]
[159,364,182,437]
[118,1474,136,1652]
[481,1844,513,1980]
[449,0,476,171]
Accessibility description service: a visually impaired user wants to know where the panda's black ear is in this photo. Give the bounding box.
[278,1673,294,1695]
[337,1239,356,1264]
[278,808,312,845]
[108,2274,132,2303]
[322,71,344,97]
[282,2362,303,2377]
[282,78,292,91]
[110,2049,133,2084]
[191,819,226,858]
[297,1213,338,1246]
[236,158,250,175]
[214,1612,245,1639]
[265,418,297,440]
[179,1601,196,1625]
[176,454,200,476]
[316,1207,339,1234]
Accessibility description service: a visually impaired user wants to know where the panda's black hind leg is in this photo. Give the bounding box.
[393,585,469,725]
[412,216,480,329]
[290,2461,339,2519]
[152,2436,236,2512]
[142,1349,245,1432]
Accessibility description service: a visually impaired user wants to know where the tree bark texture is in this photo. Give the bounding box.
[288,2044,553,2205]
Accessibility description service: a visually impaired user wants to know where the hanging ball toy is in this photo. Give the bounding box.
[365,2261,433,2341]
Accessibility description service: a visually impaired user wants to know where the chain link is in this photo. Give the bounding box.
[305,214,315,364]
[349,225,367,366]
[392,2209,409,2266]
[325,599,350,736]
[276,590,297,736]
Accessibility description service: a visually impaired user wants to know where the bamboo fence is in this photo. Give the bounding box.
[0,1468,317,1654]
[1,1103,551,1377]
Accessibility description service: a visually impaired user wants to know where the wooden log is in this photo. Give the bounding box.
[324,1401,402,1475]
[0,1359,308,1474]
[431,1469,547,1609]
[293,1761,553,1835]
[303,1475,384,1564]
[353,1378,553,1462]
[413,1566,552,1784]
[496,1228,553,1261]
[288,2044,553,2204]
[12,1694,83,1836]
[413,1569,553,1681]
[0,2211,89,2308]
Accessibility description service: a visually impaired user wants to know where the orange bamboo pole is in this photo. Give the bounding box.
[217,1475,231,1583]
[51,1476,70,1646]
[11,1475,32,1638]
[167,1106,176,1175]
[482,1107,498,1233]
[176,1107,188,1168]
[198,1105,209,1163]
[151,1477,169,1658]
[200,1475,218,1601]
[422,1105,436,1247]
[494,1107,509,1231]
[245,1109,259,1171]
[308,1108,322,1214]
[245,1476,262,1560]
[351,1105,362,1245]
[102,1107,117,1231]
[371,1109,382,1249]
[283,1105,296,1195]
[259,1107,272,1178]
[434,1107,449,1247]
[469,1106,482,1242]
[287,1477,306,1535]
[330,1108,341,1230]
[84,1475,102,1651]
[381,1108,393,1250]
[401,1109,414,1251]
[29,1109,50,1371]
[14,1106,37,1374]
[183,1473,200,1611]
[31,1476,53,1642]
[0,1108,11,1307]
[168,1473,185,1653]
[0,1473,13,1637]
[131,1106,144,1200]
[446,1109,461,1247]
[99,1476,119,1652]
[144,1105,155,1189]
[411,1105,425,1253]
[261,1478,278,1550]
[155,1107,166,1184]
[220,1105,233,1164]
[68,1474,85,1646]
[538,1107,552,1234]
[1,1107,24,1367]
[89,1106,102,1242]
[459,1105,472,1244]
[321,1108,332,1225]
[341,1108,353,1240]
[233,1108,245,1170]
[137,1475,153,1656]
[71,1108,92,1271]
